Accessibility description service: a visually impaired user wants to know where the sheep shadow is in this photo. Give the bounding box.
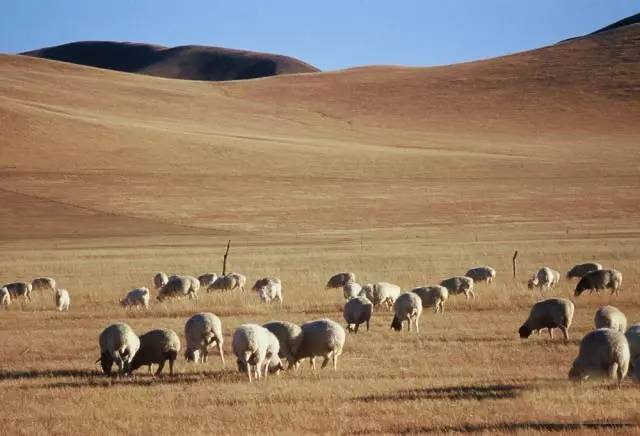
[372,421,637,434]
[355,383,528,402]
[0,368,100,380]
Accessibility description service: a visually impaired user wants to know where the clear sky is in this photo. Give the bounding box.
[1,1,637,71]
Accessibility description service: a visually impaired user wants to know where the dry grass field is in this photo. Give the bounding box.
[1,22,640,435]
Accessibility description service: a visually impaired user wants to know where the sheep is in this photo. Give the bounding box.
[518,298,574,340]
[326,272,356,289]
[97,323,140,376]
[574,269,622,296]
[343,296,373,333]
[391,292,423,333]
[153,272,169,289]
[594,305,627,333]
[2,282,32,302]
[31,277,56,292]
[185,275,201,299]
[440,276,475,300]
[527,267,561,292]
[157,275,193,302]
[465,266,496,284]
[411,285,448,313]
[0,287,10,308]
[294,319,346,370]
[198,273,218,288]
[566,262,603,280]
[232,324,284,382]
[120,287,150,309]
[343,281,363,300]
[252,277,283,304]
[359,282,401,309]
[227,272,246,292]
[55,288,70,312]
[207,273,245,293]
[263,320,304,368]
[569,328,630,386]
[625,324,640,365]
[130,329,181,376]
[184,312,225,366]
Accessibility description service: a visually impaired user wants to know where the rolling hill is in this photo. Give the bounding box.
[0,18,639,240]
[20,41,319,81]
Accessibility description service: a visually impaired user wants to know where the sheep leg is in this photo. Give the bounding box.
[408,319,412,332]
[218,343,226,367]
[560,327,569,341]
[354,323,359,334]
[246,363,253,383]
[148,365,153,375]
[310,357,316,370]
[169,358,175,376]
[366,319,370,331]
[548,328,554,339]
[155,359,166,376]
[333,353,338,371]
[415,318,420,334]
[321,354,330,369]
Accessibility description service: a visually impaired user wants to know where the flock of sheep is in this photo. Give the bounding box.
[1,261,633,384]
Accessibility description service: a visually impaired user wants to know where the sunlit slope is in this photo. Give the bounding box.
[0,24,639,239]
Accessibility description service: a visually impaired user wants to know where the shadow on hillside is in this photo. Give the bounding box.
[355,383,528,402]
[358,421,638,434]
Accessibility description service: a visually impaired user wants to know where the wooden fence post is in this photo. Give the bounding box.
[222,240,231,275]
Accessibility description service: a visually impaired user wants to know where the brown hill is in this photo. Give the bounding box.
[20,41,319,81]
[1,22,639,240]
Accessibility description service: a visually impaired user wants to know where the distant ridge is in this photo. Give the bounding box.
[591,12,640,35]
[21,41,319,81]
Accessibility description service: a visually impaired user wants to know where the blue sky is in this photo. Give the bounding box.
[1,1,637,70]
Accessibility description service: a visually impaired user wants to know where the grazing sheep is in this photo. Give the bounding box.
[569,328,630,386]
[130,329,181,376]
[527,267,561,292]
[184,276,201,299]
[294,319,346,370]
[227,272,246,292]
[359,282,401,308]
[120,287,150,309]
[0,287,10,308]
[3,282,32,302]
[594,306,627,333]
[518,298,574,340]
[411,285,448,313]
[198,273,218,288]
[263,320,304,368]
[326,272,356,289]
[232,324,284,382]
[153,272,169,289]
[440,276,475,300]
[55,288,70,312]
[207,273,245,293]
[566,262,603,279]
[625,324,640,365]
[465,266,496,284]
[98,323,140,376]
[252,277,283,304]
[391,292,423,333]
[343,296,373,333]
[31,277,56,292]
[157,275,193,302]
[574,269,623,296]
[343,281,363,300]
[184,312,225,366]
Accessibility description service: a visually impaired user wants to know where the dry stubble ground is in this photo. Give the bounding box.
[1,227,639,435]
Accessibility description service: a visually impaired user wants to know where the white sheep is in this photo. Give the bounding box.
[97,323,140,376]
[120,287,150,309]
[625,324,640,365]
[575,269,622,296]
[465,266,496,284]
[566,262,603,279]
[343,281,362,300]
[391,292,423,333]
[326,272,356,289]
[252,277,283,304]
[232,324,283,382]
[0,287,10,308]
[527,267,561,292]
[294,319,346,370]
[227,272,246,292]
[207,273,246,293]
[263,320,304,368]
[198,273,218,288]
[411,285,448,313]
[184,312,225,366]
[518,298,574,340]
[343,295,373,333]
[594,305,627,333]
[31,277,56,292]
[569,328,630,386]
[55,288,70,312]
[129,329,181,376]
[157,275,193,302]
[3,282,33,302]
[184,275,200,299]
[439,276,475,300]
[359,282,401,309]
[153,272,169,289]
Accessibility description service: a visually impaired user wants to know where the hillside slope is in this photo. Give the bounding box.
[1,23,639,239]
[21,41,319,81]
